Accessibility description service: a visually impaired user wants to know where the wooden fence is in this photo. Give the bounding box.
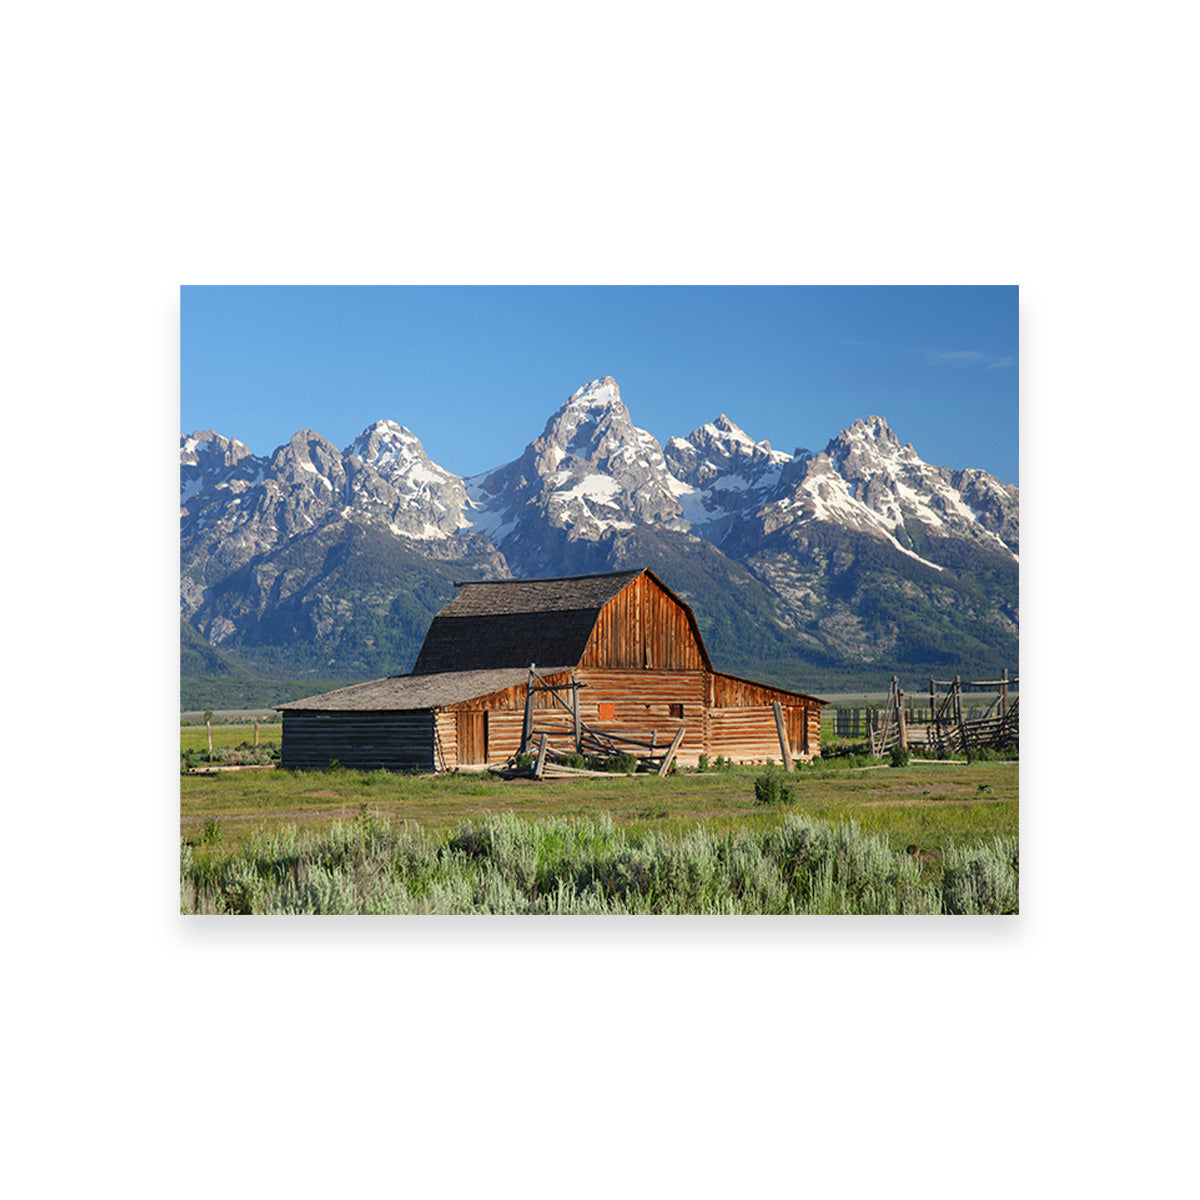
[835,706,1002,738]
[514,667,685,777]
[833,673,1019,757]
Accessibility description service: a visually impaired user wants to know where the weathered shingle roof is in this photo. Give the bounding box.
[276,667,573,712]
[411,570,644,675]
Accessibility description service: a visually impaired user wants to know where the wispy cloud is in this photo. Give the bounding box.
[921,348,1014,370]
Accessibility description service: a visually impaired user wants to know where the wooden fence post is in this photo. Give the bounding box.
[658,728,686,777]
[520,664,535,757]
[773,701,792,771]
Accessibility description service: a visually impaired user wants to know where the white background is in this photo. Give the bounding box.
[4,2,1193,1195]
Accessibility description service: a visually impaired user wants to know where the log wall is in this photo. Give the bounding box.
[281,710,436,772]
[576,668,707,764]
[709,706,788,763]
[440,666,821,768]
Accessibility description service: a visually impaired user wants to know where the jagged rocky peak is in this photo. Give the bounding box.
[530,376,666,476]
[464,375,685,551]
[180,429,256,468]
[827,414,907,465]
[543,376,635,454]
[272,429,344,471]
[342,418,470,541]
[345,418,426,467]
[666,413,793,489]
[180,430,266,509]
[567,374,622,408]
[822,415,928,487]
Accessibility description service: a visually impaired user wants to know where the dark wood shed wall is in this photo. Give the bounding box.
[280,710,436,772]
[581,573,707,671]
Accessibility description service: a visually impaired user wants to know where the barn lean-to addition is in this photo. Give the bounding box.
[277,568,825,772]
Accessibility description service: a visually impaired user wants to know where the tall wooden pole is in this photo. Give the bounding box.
[520,664,535,757]
[773,701,792,771]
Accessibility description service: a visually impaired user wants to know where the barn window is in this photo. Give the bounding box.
[597,702,615,721]
[669,704,684,719]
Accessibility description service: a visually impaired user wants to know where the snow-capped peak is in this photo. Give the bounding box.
[179,429,255,466]
[345,419,429,472]
[566,376,622,408]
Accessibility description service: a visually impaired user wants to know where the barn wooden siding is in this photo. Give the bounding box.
[439,667,819,768]
[580,573,708,671]
[706,707,804,762]
[280,710,436,772]
[708,673,821,761]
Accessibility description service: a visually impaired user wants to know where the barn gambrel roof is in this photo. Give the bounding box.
[410,568,710,674]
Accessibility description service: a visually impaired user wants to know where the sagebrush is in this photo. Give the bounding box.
[181,810,1017,916]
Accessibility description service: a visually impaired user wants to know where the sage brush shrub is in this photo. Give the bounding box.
[941,836,1019,914]
[179,810,1015,915]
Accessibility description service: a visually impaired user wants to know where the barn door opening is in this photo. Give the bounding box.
[457,711,487,765]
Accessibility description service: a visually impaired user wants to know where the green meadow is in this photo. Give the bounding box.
[181,721,1017,914]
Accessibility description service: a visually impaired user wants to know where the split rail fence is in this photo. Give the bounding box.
[845,672,1018,757]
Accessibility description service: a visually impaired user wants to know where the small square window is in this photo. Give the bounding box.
[669,704,684,719]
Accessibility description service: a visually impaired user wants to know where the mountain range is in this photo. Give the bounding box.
[180,376,1018,707]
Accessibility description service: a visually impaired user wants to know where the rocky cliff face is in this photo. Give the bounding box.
[664,414,801,540]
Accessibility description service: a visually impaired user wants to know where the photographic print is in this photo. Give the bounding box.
[180,285,1018,914]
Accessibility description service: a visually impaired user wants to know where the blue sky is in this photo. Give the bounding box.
[181,285,1019,484]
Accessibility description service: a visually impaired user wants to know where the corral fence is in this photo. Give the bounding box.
[834,704,1007,738]
[500,665,685,779]
[832,672,1018,757]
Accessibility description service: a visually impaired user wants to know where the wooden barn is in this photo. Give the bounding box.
[277,568,825,772]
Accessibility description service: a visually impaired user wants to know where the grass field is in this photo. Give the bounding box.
[180,721,1017,913]
[182,756,1016,856]
[180,723,281,754]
